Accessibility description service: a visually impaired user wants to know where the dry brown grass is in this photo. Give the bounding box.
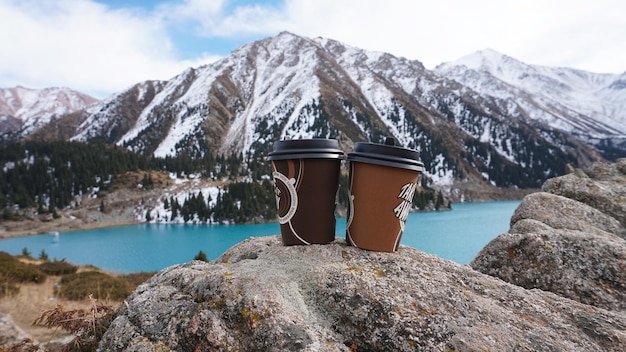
[1,255,154,351]
[0,253,135,345]
[33,297,115,352]
[0,274,123,346]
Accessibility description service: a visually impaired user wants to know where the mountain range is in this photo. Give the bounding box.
[1,32,624,199]
[0,86,98,136]
[436,49,626,158]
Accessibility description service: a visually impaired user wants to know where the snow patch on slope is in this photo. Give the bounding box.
[436,49,626,137]
[222,32,323,154]
[0,86,98,136]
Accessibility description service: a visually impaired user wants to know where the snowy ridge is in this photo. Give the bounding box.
[0,86,98,136]
[71,92,125,141]
[152,68,223,157]
[331,43,423,148]
[118,69,202,148]
[436,49,626,139]
[224,34,324,153]
[5,32,621,193]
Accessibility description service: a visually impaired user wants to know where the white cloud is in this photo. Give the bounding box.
[155,0,225,29]
[174,0,624,73]
[156,0,288,36]
[0,0,219,98]
[0,0,624,99]
[273,0,626,73]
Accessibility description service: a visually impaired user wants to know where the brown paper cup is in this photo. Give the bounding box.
[268,139,344,245]
[346,138,424,252]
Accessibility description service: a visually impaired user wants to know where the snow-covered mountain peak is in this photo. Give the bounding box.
[0,86,99,136]
[436,49,529,78]
[1,86,98,116]
[439,49,619,89]
[4,32,621,195]
[608,71,626,90]
[442,49,512,71]
[436,49,626,138]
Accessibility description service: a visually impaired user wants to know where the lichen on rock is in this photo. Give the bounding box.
[472,159,626,313]
[100,233,626,351]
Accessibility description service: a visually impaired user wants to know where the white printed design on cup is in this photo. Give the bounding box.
[393,182,416,231]
[272,171,298,224]
[346,194,355,228]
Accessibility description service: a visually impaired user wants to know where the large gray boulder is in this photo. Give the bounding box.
[542,159,626,230]
[99,236,626,351]
[472,160,626,312]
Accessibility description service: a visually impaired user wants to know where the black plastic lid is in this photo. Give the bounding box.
[347,137,424,171]
[267,138,345,160]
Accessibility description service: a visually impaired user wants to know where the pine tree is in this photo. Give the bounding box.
[39,249,49,261]
[51,203,60,219]
[37,198,45,214]
[194,250,208,262]
[435,190,444,211]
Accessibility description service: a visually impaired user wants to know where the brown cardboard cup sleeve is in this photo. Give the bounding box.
[346,138,424,252]
[268,139,344,245]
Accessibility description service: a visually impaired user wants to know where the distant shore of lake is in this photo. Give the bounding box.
[0,201,522,273]
[1,186,533,241]
[0,215,142,240]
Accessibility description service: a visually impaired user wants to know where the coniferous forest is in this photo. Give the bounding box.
[0,140,445,224]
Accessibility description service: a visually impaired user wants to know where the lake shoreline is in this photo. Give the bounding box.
[0,192,530,241]
[0,201,522,273]
[0,206,455,240]
[0,215,143,240]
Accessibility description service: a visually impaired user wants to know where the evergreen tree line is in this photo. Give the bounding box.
[412,188,449,211]
[159,175,447,225]
[0,140,446,223]
[0,141,272,221]
[0,141,147,214]
[162,180,277,224]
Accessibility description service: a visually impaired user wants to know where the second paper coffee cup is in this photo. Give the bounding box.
[268,139,344,245]
[346,137,424,252]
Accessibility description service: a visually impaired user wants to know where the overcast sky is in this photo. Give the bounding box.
[1,0,624,99]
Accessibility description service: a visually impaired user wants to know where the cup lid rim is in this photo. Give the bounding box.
[350,141,420,159]
[347,140,423,171]
[348,153,424,171]
[268,138,344,158]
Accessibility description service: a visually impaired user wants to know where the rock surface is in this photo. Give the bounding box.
[472,160,626,312]
[0,312,41,350]
[99,160,626,351]
[543,160,626,229]
[99,236,626,351]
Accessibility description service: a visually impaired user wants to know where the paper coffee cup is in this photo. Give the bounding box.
[268,139,344,245]
[346,137,424,252]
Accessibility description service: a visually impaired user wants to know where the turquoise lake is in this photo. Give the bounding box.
[0,200,520,273]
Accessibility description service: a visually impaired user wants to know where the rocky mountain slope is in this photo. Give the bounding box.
[436,49,626,159]
[0,86,98,137]
[3,32,623,198]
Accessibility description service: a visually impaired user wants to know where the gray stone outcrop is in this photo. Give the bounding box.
[472,160,626,312]
[0,312,42,350]
[99,236,626,351]
[543,159,626,230]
